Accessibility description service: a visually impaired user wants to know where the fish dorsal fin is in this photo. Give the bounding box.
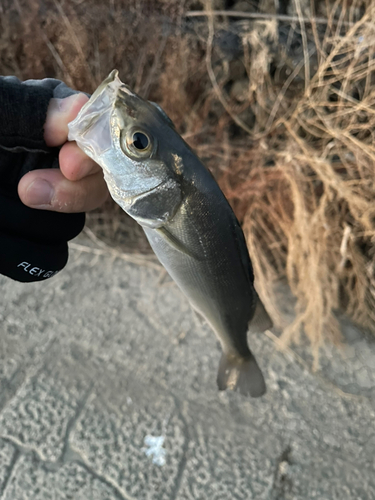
[227,216,272,334]
[231,216,254,285]
[248,293,273,334]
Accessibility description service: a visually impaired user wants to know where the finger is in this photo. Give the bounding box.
[59,141,101,181]
[18,169,109,213]
[44,93,89,147]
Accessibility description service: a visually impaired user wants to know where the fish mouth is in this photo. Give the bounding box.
[68,70,124,153]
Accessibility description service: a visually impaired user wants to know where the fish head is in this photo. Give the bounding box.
[68,70,182,228]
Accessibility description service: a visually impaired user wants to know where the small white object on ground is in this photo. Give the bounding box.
[142,435,167,467]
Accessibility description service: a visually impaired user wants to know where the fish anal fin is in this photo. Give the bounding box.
[156,227,201,260]
[217,353,266,398]
[248,294,273,334]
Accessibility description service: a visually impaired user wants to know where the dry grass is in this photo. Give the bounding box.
[211,1,375,360]
[1,0,375,357]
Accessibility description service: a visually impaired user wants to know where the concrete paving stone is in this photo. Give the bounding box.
[175,417,276,500]
[290,323,375,398]
[0,346,93,462]
[289,454,375,500]
[0,277,61,414]
[0,237,375,499]
[71,383,186,500]
[0,439,18,496]
[0,452,125,500]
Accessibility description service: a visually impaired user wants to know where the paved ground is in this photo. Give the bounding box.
[0,233,374,499]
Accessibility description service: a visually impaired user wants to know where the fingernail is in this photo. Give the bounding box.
[26,179,54,206]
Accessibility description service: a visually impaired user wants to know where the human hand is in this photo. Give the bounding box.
[18,93,109,213]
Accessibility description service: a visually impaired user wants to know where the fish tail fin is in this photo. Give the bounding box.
[217,353,266,398]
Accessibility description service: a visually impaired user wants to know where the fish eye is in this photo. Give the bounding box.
[122,129,153,159]
[131,132,149,151]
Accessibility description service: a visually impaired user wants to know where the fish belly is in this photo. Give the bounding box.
[142,218,254,358]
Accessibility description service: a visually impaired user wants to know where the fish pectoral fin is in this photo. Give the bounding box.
[217,353,266,398]
[248,293,273,334]
[155,227,201,260]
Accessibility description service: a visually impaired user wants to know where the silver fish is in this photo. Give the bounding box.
[68,70,272,397]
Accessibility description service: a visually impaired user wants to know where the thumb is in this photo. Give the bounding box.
[44,93,89,147]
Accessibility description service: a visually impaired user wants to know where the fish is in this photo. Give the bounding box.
[68,70,272,397]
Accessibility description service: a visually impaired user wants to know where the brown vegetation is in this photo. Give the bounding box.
[1,0,374,357]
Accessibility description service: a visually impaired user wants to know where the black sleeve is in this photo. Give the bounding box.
[0,76,86,283]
